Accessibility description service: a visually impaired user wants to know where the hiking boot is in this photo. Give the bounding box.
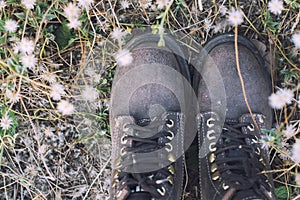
[195,34,277,200]
[109,32,192,200]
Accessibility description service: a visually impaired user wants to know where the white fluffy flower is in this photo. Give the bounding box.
[204,19,213,32]
[111,27,127,42]
[50,83,66,101]
[292,33,300,49]
[214,21,227,33]
[63,4,82,31]
[292,139,300,163]
[16,38,35,55]
[77,0,93,9]
[4,19,19,33]
[81,85,98,102]
[139,0,152,9]
[20,54,37,70]
[93,74,102,83]
[115,49,133,67]
[278,146,291,161]
[84,66,96,77]
[268,88,294,109]
[219,5,228,15]
[284,124,296,138]
[43,126,55,137]
[57,100,75,115]
[0,0,6,9]
[260,135,272,150]
[97,19,109,32]
[64,3,81,19]
[268,0,284,15]
[21,0,36,9]
[278,88,294,104]
[156,0,170,9]
[0,114,13,130]
[68,18,81,29]
[6,90,20,104]
[120,0,130,9]
[40,72,56,84]
[268,93,284,109]
[227,7,244,26]
[295,174,300,186]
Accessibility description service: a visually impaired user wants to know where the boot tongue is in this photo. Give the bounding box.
[223,118,248,158]
[226,140,248,157]
[127,192,153,200]
[223,125,248,159]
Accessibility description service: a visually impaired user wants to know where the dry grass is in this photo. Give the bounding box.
[0,0,299,199]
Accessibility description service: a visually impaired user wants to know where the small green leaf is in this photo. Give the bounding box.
[6,0,19,4]
[45,14,56,21]
[280,69,299,82]
[0,20,6,32]
[14,13,26,20]
[54,21,73,50]
[36,5,41,16]
[158,37,165,47]
[264,11,281,34]
[151,24,159,34]
[275,186,291,199]
[176,0,187,8]
[0,36,6,44]
[284,0,300,9]
[101,78,107,85]
[156,13,165,20]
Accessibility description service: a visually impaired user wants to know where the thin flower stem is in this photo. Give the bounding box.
[292,195,300,200]
[0,60,51,89]
[284,104,288,126]
[0,135,15,149]
[108,0,119,27]
[157,0,175,46]
[82,156,111,199]
[264,163,297,175]
[234,26,260,132]
[242,12,260,34]
[87,9,97,58]
[0,144,3,169]
[199,0,203,11]
[22,9,29,38]
[160,0,175,26]
[268,30,300,72]
[35,0,58,45]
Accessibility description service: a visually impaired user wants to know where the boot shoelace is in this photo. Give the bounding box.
[113,118,177,199]
[210,120,274,200]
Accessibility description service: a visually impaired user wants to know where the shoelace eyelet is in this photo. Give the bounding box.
[165,143,173,152]
[210,163,218,173]
[255,147,261,155]
[252,135,259,143]
[222,183,230,190]
[120,146,127,156]
[167,130,174,140]
[209,153,216,163]
[206,117,216,128]
[168,153,176,162]
[247,123,255,131]
[212,171,220,181]
[168,165,175,175]
[166,119,174,128]
[121,135,127,144]
[157,186,166,196]
[209,142,217,152]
